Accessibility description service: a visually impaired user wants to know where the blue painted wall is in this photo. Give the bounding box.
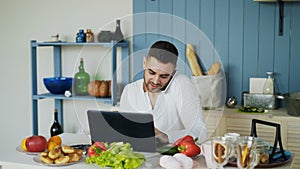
[132,0,300,105]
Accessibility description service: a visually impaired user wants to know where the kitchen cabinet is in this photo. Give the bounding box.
[30,40,130,135]
[204,108,299,169]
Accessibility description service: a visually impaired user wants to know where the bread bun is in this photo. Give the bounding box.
[54,156,70,164]
[61,145,75,154]
[39,145,83,165]
[48,147,62,160]
[40,156,54,164]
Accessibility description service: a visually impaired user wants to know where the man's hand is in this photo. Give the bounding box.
[155,128,169,143]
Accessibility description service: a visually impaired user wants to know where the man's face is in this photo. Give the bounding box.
[143,57,176,93]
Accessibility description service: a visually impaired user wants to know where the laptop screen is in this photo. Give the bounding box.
[87,110,157,152]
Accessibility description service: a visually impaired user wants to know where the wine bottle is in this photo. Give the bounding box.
[74,58,90,95]
[50,109,63,137]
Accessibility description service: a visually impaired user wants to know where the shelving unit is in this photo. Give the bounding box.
[30,40,130,135]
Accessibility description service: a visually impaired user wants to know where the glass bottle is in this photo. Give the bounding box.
[85,29,94,42]
[263,72,274,95]
[76,29,86,43]
[74,58,90,95]
[50,109,63,137]
[112,19,124,42]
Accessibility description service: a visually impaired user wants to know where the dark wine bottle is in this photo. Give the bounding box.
[50,109,63,137]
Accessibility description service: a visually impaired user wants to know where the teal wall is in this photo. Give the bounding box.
[132,0,300,105]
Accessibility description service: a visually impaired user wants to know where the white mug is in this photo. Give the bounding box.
[201,141,217,169]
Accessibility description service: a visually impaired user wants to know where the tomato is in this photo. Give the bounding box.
[173,135,194,147]
[93,142,107,151]
[87,142,107,157]
[178,140,201,157]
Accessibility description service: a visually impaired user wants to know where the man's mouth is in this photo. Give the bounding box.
[149,82,161,89]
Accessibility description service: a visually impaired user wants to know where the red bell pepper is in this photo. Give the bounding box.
[172,135,194,146]
[87,141,107,157]
[178,140,201,157]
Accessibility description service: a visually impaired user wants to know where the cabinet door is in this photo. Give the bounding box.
[204,110,226,138]
[225,117,279,145]
[287,120,300,169]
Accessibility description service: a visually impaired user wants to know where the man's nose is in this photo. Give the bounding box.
[152,75,160,84]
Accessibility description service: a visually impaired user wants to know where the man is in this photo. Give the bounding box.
[119,40,208,144]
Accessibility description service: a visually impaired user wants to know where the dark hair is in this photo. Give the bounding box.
[147,41,178,65]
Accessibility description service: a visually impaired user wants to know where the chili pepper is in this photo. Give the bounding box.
[172,135,194,146]
[87,141,107,157]
[178,140,201,157]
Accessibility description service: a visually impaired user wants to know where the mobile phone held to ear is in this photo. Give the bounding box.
[161,71,177,92]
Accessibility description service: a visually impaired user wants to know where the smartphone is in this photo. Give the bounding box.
[160,71,177,92]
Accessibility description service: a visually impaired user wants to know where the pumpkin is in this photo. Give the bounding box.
[88,80,111,98]
[88,80,102,97]
[107,80,111,97]
[99,81,108,98]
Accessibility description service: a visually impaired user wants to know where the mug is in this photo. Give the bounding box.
[201,141,217,169]
[224,132,240,158]
[236,136,259,169]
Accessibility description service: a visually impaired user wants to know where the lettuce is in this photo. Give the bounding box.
[86,142,146,169]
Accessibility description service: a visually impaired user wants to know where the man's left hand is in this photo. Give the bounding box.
[155,128,169,143]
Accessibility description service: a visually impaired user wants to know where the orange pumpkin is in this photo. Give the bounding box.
[88,80,111,98]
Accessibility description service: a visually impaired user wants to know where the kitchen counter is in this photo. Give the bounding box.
[0,132,294,169]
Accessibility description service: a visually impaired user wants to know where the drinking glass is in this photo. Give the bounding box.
[211,136,232,169]
[236,136,260,169]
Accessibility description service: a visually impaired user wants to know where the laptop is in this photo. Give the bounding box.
[87,110,166,152]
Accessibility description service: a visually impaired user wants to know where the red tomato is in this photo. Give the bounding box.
[178,140,201,157]
[93,142,107,151]
[87,142,107,157]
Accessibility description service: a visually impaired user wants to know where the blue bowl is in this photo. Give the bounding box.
[43,77,73,94]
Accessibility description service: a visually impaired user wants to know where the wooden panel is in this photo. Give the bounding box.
[132,0,300,105]
[287,120,300,169]
[274,4,291,94]
[228,0,244,101]
[243,1,259,91]
[146,0,159,47]
[158,0,173,41]
[186,0,201,71]
[172,0,188,74]
[199,0,215,70]
[214,0,229,77]
[257,3,276,76]
[132,0,146,81]
[289,4,300,91]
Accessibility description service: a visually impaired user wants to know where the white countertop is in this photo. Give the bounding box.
[0,133,294,169]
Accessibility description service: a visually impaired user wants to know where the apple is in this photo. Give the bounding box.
[25,135,47,152]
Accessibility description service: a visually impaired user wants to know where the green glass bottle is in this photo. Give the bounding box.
[74,58,90,95]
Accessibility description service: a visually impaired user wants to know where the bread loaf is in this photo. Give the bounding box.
[207,61,221,75]
[186,44,203,76]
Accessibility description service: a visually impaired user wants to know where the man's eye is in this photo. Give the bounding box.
[160,75,170,79]
[148,70,155,75]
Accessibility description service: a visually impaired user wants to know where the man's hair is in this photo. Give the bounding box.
[147,41,178,65]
